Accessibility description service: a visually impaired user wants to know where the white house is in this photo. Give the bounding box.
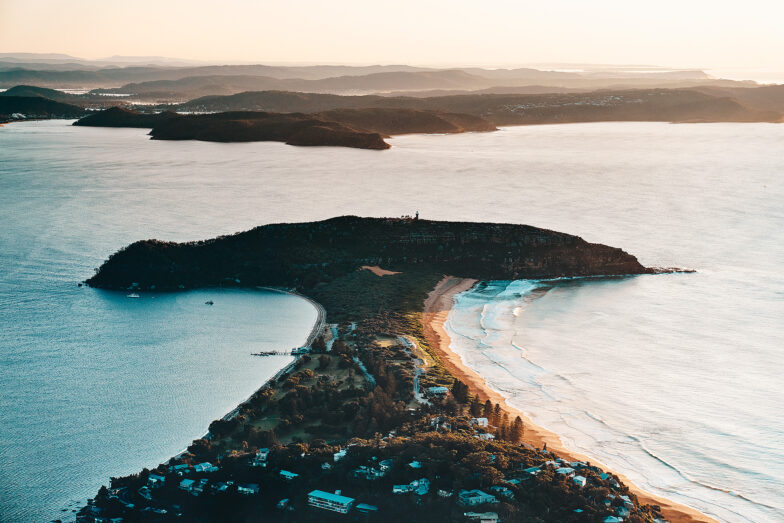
[408,460,423,469]
[427,386,449,396]
[573,475,587,487]
[237,483,260,495]
[280,470,299,481]
[334,449,347,462]
[470,417,489,427]
[193,462,218,473]
[179,479,195,491]
[412,478,430,495]
[252,448,270,467]
[489,485,514,499]
[555,467,575,476]
[458,489,498,507]
[308,490,355,514]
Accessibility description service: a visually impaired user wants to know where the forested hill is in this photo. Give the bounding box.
[85,216,651,292]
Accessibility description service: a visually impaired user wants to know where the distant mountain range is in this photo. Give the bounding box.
[0,54,754,99]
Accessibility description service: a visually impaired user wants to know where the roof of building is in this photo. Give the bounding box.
[308,490,355,505]
[355,503,379,511]
[280,470,299,478]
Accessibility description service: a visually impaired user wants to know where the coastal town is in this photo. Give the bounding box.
[76,284,663,523]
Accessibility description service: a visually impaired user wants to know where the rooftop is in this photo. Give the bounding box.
[308,490,355,505]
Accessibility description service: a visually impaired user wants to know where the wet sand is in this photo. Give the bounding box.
[422,276,717,523]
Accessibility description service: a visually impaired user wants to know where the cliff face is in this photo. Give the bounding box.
[86,216,651,291]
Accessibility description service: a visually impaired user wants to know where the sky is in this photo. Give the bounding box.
[1,0,783,71]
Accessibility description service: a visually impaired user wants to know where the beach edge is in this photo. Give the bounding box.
[422,275,718,523]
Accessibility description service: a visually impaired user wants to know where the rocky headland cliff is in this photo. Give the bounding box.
[86,216,652,292]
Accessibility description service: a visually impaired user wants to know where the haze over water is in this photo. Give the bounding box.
[1,120,782,521]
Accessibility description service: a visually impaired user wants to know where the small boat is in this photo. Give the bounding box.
[205,300,214,305]
[126,293,140,298]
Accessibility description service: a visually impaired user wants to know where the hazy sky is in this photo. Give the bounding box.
[2,0,783,70]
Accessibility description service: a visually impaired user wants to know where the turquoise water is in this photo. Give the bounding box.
[1,120,782,521]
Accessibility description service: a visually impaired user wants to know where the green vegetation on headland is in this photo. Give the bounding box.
[76,217,674,522]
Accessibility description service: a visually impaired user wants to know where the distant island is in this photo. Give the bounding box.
[74,107,496,149]
[76,216,711,523]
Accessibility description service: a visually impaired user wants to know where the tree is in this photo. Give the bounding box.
[483,399,493,418]
[492,403,502,426]
[470,396,483,417]
[318,354,331,370]
[311,336,327,352]
[511,416,524,444]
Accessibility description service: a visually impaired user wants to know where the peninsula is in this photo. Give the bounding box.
[78,217,710,522]
[73,107,496,149]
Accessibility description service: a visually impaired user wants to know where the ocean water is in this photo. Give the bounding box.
[1,120,782,521]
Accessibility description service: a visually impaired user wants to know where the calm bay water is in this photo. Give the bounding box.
[1,120,782,521]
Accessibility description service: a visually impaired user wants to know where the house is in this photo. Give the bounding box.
[464,513,499,523]
[277,498,290,509]
[458,489,498,507]
[489,486,514,499]
[476,433,495,441]
[603,517,624,523]
[308,490,355,514]
[353,465,386,480]
[524,466,540,475]
[438,489,453,497]
[408,460,423,469]
[192,478,208,495]
[147,474,166,488]
[179,479,195,491]
[555,467,575,476]
[617,506,630,517]
[334,449,347,462]
[355,503,379,514]
[280,470,299,481]
[237,483,260,495]
[193,462,218,473]
[412,478,430,495]
[379,458,394,470]
[170,463,190,474]
[573,475,587,487]
[322,462,333,470]
[471,417,489,427]
[138,486,152,500]
[393,484,413,494]
[252,448,270,467]
[427,386,449,396]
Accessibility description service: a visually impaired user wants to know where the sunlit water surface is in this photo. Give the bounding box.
[1,121,782,521]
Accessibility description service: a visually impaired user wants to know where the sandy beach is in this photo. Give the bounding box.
[422,276,717,523]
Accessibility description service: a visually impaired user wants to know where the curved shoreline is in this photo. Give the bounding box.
[216,287,325,424]
[422,276,718,523]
